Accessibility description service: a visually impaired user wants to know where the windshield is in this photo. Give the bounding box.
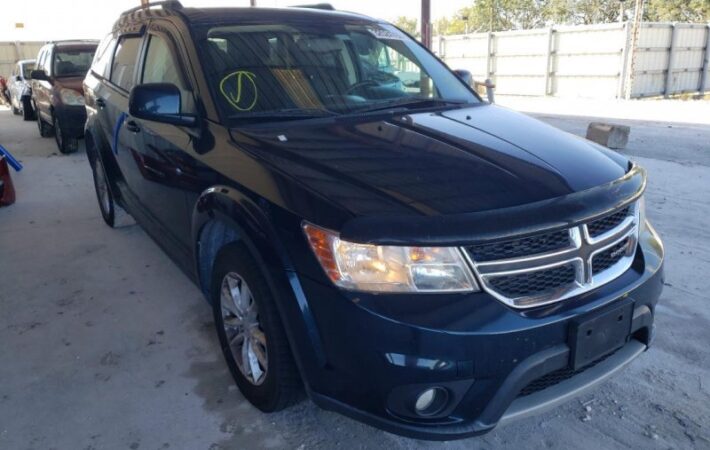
[197,22,478,123]
[53,47,96,77]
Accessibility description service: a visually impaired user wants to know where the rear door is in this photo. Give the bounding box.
[128,24,196,250]
[85,34,118,150]
[104,34,145,207]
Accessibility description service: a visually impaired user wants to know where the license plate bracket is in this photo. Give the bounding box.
[569,299,634,370]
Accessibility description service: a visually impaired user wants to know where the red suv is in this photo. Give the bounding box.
[31,40,98,153]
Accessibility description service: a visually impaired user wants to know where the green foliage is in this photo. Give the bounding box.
[393,16,420,38]
[430,0,710,35]
[645,0,710,22]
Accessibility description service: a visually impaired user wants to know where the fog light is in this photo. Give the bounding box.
[414,387,448,416]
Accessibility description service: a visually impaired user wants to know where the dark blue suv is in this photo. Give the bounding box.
[83,1,664,440]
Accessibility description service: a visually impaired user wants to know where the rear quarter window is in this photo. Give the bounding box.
[110,36,142,91]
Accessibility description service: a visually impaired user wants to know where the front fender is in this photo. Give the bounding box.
[192,185,327,388]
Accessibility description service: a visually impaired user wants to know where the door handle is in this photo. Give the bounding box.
[95,98,106,108]
[125,120,141,133]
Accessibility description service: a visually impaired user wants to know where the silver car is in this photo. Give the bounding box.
[8,59,36,120]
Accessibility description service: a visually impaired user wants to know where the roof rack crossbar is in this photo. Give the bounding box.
[291,3,336,10]
[121,0,183,17]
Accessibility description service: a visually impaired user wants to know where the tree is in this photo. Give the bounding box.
[393,16,419,38]
[541,0,629,25]
[646,0,710,22]
[436,0,546,34]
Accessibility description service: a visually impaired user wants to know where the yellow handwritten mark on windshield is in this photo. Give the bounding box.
[219,71,258,111]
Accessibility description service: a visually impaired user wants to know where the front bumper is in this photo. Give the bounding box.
[54,104,87,138]
[291,224,664,440]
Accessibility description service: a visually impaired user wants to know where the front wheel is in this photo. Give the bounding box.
[36,110,53,138]
[21,98,35,121]
[54,116,78,154]
[212,243,302,412]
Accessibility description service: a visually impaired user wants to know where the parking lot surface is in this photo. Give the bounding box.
[1,101,709,449]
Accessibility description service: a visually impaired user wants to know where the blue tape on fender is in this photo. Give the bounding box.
[0,144,23,171]
[112,113,128,155]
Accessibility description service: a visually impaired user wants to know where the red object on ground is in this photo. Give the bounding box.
[0,156,16,206]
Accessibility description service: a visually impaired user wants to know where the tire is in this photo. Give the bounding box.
[54,115,78,154]
[211,243,302,412]
[11,101,20,115]
[36,111,54,138]
[88,139,134,229]
[91,156,116,227]
[21,98,35,121]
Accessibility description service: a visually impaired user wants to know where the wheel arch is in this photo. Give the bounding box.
[192,185,327,384]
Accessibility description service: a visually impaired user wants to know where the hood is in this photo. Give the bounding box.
[54,77,85,94]
[231,104,628,219]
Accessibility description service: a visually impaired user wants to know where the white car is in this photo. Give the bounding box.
[8,59,36,120]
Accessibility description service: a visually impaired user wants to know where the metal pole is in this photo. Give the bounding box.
[699,24,710,92]
[486,32,493,80]
[544,27,554,96]
[664,24,678,97]
[250,0,256,6]
[624,0,644,99]
[618,21,632,98]
[421,0,431,49]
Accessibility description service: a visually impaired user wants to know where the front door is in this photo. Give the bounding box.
[128,28,197,252]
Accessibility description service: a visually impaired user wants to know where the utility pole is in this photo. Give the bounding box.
[421,0,431,49]
[624,0,645,99]
[250,0,256,6]
[489,0,494,32]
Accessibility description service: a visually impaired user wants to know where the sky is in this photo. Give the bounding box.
[1,0,473,41]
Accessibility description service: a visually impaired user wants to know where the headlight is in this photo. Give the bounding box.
[59,88,85,106]
[303,223,479,293]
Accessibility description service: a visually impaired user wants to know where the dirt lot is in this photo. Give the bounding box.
[1,99,709,450]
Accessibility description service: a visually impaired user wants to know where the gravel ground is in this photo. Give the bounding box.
[0,100,709,450]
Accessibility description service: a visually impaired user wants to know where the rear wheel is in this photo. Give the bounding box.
[212,243,302,412]
[54,115,78,154]
[91,157,116,227]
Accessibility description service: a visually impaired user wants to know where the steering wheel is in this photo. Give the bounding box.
[346,79,380,95]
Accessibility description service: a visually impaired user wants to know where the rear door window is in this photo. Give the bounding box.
[110,36,142,91]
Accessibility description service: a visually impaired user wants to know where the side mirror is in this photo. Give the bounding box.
[14,75,22,82]
[453,69,473,87]
[129,83,197,127]
[30,70,48,81]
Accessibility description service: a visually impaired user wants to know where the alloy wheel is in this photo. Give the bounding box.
[94,162,111,214]
[220,272,268,386]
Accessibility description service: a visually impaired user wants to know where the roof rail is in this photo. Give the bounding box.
[291,3,336,10]
[120,0,183,17]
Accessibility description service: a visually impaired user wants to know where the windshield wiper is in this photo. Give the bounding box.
[228,108,339,123]
[351,98,467,114]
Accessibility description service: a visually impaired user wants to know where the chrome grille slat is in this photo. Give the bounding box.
[463,203,639,309]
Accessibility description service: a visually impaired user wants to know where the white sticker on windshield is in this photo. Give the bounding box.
[367,25,405,41]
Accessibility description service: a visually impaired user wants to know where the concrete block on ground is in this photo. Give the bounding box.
[586,122,630,149]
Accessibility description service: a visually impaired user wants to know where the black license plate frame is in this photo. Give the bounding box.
[569,299,634,370]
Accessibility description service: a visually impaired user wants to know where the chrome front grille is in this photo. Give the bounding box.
[463,203,639,308]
